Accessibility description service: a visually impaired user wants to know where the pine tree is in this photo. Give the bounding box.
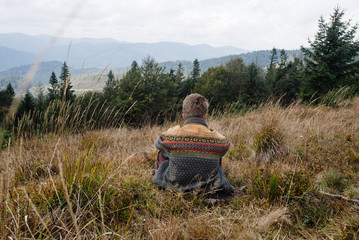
[4,83,15,107]
[240,63,268,105]
[17,91,35,116]
[179,59,201,98]
[168,68,176,82]
[0,83,15,121]
[36,86,46,112]
[117,57,175,125]
[175,63,184,84]
[105,70,116,89]
[279,49,288,68]
[191,59,201,83]
[103,70,118,105]
[266,48,278,91]
[226,57,247,101]
[48,71,59,101]
[300,7,359,100]
[269,48,278,70]
[272,58,303,105]
[5,83,15,99]
[59,62,75,102]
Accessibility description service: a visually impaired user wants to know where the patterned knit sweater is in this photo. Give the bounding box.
[152,117,234,197]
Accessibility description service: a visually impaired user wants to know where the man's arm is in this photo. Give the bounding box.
[151,151,169,174]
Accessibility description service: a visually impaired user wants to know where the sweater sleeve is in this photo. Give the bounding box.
[154,136,170,157]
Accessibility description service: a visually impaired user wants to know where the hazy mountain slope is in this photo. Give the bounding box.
[0,61,103,91]
[0,33,248,70]
[0,49,304,91]
[160,49,304,74]
[0,33,48,53]
[0,46,35,71]
[43,41,249,69]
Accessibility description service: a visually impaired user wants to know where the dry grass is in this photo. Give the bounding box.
[1,98,359,239]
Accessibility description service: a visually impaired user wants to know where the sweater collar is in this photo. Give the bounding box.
[184,117,208,128]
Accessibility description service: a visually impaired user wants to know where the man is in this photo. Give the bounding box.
[152,93,234,199]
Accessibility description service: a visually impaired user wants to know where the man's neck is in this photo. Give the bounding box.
[183,117,208,128]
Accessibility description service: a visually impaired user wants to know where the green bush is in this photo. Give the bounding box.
[0,128,14,148]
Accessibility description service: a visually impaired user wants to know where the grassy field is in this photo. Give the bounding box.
[1,98,359,239]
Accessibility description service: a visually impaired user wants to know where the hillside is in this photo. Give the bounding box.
[0,49,303,91]
[0,46,35,71]
[160,49,303,74]
[0,33,248,70]
[1,99,358,239]
[0,61,112,91]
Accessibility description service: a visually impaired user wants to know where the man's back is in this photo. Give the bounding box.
[152,117,234,197]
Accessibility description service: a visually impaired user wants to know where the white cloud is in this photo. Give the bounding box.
[0,0,358,50]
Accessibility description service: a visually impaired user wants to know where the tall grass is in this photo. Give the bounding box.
[0,97,359,239]
[6,96,122,141]
[319,86,357,108]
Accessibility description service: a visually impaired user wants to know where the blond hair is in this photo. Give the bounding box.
[182,93,209,119]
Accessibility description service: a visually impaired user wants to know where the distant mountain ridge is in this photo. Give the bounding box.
[0,33,306,92]
[0,46,35,71]
[0,50,304,92]
[0,61,104,91]
[160,49,304,75]
[0,33,248,71]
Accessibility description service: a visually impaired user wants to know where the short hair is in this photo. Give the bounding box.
[182,93,209,119]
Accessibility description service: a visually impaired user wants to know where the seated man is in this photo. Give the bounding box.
[152,93,234,199]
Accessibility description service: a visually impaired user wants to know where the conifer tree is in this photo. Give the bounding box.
[59,62,75,102]
[36,86,46,112]
[240,63,268,105]
[266,48,278,91]
[103,70,118,105]
[17,90,35,117]
[0,83,15,121]
[117,58,175,125]
[179,59,201,98]
[5,83,15,99]
[105,70,116,89]
[175,63,184,84]
[269,47,278,70]
[301,7,359,100]
[191,59,201,84]
[48,71,59,101]
[279,49,288,68]
[272,58,303,105]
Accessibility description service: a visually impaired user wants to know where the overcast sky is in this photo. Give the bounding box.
[0,0,358,50]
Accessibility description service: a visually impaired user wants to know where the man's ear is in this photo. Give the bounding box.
[203,114,207,120]
[182,114,186,121]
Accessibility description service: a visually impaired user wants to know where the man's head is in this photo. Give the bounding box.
[182,93,209,120]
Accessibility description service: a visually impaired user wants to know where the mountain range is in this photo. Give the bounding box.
[0,33,303,91]
[0,33,248,71]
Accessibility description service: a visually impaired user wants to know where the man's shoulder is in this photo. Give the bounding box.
[162,125,182,136]
[208,128,227,140]
[161,124,228,141]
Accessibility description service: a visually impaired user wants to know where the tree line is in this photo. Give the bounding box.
[0,7,358,141]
